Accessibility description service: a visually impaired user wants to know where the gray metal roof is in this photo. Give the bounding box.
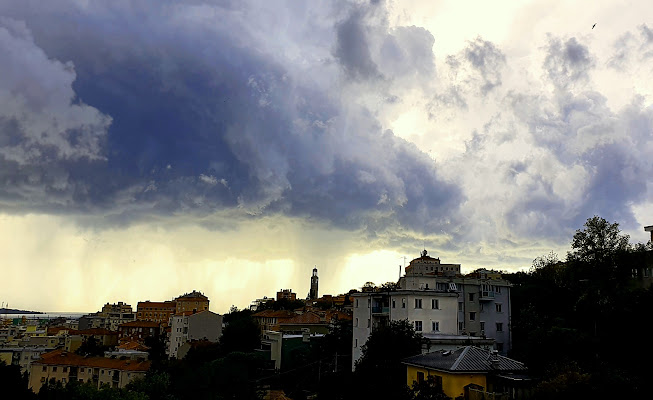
[402,346,527,373]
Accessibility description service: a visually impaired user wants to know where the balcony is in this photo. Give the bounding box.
[479,291,495,301]
[372,306,390,314]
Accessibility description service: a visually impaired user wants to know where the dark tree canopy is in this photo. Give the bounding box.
[568,216,630,263]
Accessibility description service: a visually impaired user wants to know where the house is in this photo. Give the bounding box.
[260,330,324,370]
[28,349,150,392]
[167,310,223,359]
[252,310,296,333]
[403,346,533,400]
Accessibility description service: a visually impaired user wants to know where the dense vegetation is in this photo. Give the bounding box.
[506,216,653,399]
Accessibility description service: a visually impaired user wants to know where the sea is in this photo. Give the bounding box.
[0,312,88,320]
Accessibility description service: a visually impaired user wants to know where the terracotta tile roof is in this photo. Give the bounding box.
[35,349,150,371]
[326,310,353,321]
[137,301,176,308]
[118,320,160,328]
[74,328,118,336]
[279,312,325,325]
[403,346,528,373]
[47,326,70,335]
[117,341,150,351]
[252,310,295,318]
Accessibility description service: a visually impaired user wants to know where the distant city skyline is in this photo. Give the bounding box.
[1,0,652,313]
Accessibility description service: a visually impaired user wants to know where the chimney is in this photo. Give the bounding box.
[489,349,499,369]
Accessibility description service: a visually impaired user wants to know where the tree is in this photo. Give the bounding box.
[354,319,424,399]
[220,308,260,354]
[568,216,630,263]
[0,360,35,399]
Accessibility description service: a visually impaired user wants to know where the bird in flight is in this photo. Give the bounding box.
[592,23,597,29]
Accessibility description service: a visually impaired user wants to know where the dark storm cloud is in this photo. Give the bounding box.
[334,8,380,80]
[0,1,462,233]
[543,36,594,88]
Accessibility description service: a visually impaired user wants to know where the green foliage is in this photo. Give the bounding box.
[568,215,630,263]
[0,360,35,399]
[409,376,450,400]
[76,336,110,357]
[37,379,148,400]
[220,309,261,354]
[509,216,653,398]
[354,319,423,399]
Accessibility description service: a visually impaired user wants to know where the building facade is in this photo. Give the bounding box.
[398,251,513,354]
[174,291,209,314]
[352,289,459,368]
[167,311,223,359]
[276,289,297,302]
[28,349,149,393]
[136,301,177,324]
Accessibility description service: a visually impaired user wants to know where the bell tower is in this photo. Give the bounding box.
[309,267,319,300]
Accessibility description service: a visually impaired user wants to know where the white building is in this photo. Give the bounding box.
[168,310,223,359]
[352,289,459,369]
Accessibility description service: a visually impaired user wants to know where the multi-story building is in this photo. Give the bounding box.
[276,289,297,302]
[352,288,459,368]
[167,311,223,359]
[252,310,296,333]
[174,291,209,314]
[398,252,513,355]
[117,320,161,343]
[0,346,57,374]
[28,349,149,392]
[78,302,136,331]
[136,301,177,324]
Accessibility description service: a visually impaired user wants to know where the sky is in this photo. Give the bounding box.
[1,0,652,314]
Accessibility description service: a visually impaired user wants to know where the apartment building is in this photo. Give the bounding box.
[136,301,177,324]
[167,310,223,359]
[398,251,513,354]
[28,349,149,392]
[352,289,459,368]
[174,291,209,314]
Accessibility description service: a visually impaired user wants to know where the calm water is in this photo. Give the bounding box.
[0,312,88,320]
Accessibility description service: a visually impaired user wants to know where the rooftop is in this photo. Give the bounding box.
[403,346,527,373]
[34,349,150,371]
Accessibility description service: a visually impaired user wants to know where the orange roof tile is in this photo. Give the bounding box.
[252,310,295,318]
[280,312,325,325]
[117,341,150,351]
[35,349,150,371]
[74,328,118,336]
[118,320,160,328]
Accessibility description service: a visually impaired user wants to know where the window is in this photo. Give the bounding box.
[458,322,464,331]
[496,304,503,313]
[431,299,439,309]
[432,321,440,331]
[469,293,475,301]
[41,377,46,383]
[42,366,47,372]
[496,322,503,332]
[458,302,463,311]
[415,299,422,309]
[392,299,396,308]
[497,343,504,352]
[355,339,358,348]
[53,367,57,372]
[63,367,68,372]
[402,298,406,308]
[355,299,359,308]
[80,368,84,373]
[414,321,422,331]
[480,322,485,331]
[355,318,358,327]
[417,371,424,384]
[62,378,66,383]
[469,312,476,321]
[496,286,501,294]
